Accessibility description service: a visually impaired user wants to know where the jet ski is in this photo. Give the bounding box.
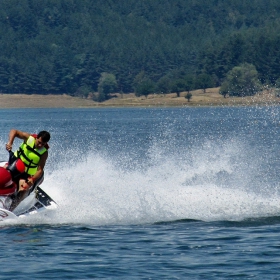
[0,153,57,221]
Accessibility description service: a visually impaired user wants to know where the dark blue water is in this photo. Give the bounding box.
[0,106,280,279]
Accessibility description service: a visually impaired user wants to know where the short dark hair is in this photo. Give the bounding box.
[37,131,51,142]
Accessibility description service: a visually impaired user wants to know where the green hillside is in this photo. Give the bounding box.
[0,0,280,96]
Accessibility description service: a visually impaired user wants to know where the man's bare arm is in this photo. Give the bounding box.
[6,129,30,151]
[33,151,48,182]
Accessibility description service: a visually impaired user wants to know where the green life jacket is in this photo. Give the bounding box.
[14,135,47,176]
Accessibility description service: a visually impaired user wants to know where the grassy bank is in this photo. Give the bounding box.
[0,88,279,108]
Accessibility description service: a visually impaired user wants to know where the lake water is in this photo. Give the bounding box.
[0,106,280,279]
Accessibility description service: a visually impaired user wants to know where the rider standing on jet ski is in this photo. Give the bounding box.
[5,129,50,209]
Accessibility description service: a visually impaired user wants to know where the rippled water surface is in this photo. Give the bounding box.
[0,107,280,279]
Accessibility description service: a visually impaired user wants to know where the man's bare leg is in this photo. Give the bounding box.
[9,179,29,212]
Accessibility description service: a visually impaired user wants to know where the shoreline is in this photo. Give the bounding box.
[0,88,279,108]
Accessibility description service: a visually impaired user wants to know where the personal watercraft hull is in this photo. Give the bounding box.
[0,160,57,221]
[0,186,57,221]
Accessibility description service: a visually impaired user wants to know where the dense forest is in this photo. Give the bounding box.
[1,0,280,98]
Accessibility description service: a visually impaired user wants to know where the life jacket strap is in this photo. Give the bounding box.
[17,147,38,173]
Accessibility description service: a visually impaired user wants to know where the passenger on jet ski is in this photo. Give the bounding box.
[0,158,25,209]
[5,129,51,210]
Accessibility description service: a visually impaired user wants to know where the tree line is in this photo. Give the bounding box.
[0,0,280,100]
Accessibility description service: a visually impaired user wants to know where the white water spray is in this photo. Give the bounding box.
[27,138,280,225]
